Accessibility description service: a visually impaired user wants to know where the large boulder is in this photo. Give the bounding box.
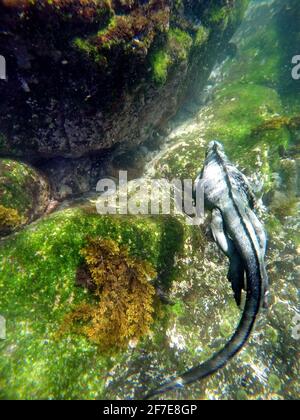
[0,159,50,236]
[0,208,187,399]
[0,0,249,160]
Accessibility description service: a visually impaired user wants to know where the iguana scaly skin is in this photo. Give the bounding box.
[145,141,269,399]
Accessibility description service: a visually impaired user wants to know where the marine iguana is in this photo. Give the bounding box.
[145,141,269,399]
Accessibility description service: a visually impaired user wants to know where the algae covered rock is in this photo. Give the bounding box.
[0,159,50,236]
[0,0,249,160]
[0,0,299,402]
[0,206,186,399]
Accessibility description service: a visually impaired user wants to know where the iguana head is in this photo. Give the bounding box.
[207,140,224,152]
[206,141,225,161]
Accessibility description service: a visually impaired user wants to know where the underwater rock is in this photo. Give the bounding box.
[0,207,186,399]
[0,159,50,236]
[0,0,249,161]
[37,141,154,200]
[38,154,110,200]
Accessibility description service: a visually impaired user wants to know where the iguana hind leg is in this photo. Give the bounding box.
[246,208,269,307]
[211,208,245,306]
[247,208,267,256]
[227,254,245,307]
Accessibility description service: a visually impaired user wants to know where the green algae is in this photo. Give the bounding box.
[0,207,186,399]
[73,2,170,69]
[207,0,250,29]
[203,82,291,191]
[205,82,286,144]
[150,49,172,85]
[150,28,193,85]
[73,15,118,64]
[168,28,193,61]
[265,326,279,346]
[0,160,36,213]
[194,26,210,47]
[268,374,282,393]
[73,37,107,65]
[149,0,250,86]
[236,390,249,400]
[229,17,281,88]
[208,6,230,27]
[149,78,291,195]
[0,159,50,235]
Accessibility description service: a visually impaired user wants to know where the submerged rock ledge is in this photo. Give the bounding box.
[0,0,249,161]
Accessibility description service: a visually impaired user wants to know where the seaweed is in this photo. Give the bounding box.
[61,238,156,351]
[0,204,23,233]
[149,27,193,84]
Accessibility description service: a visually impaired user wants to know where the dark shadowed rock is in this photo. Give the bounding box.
[0,158,50,236]
[0,0,249,161]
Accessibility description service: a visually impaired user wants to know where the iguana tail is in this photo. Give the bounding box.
[144,269,261,400]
